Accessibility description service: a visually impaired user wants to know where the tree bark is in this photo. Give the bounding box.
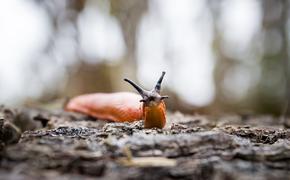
[0,106,290,179]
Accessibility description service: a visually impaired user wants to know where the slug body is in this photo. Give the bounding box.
[65,72,168,128]
[66,92,143,122]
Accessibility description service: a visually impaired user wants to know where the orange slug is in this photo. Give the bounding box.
[65,72,168,128]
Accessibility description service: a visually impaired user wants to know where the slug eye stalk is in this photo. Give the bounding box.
[154,71,165,93]
[123,78,147,98]
[124,71,169,103]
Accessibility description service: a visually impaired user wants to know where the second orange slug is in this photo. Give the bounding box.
[65,72,168,128]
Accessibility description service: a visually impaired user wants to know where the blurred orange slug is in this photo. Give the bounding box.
[65,72,168,128]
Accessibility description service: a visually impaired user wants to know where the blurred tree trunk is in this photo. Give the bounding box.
[258,0,288,115]
[110,0,148,90]
[277,0,290,125]
[208,1,237,114]
[210,0,289,115]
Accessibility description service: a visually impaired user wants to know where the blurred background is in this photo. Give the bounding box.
[0,0,288,115]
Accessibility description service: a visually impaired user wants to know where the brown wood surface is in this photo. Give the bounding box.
[0,106,290,180]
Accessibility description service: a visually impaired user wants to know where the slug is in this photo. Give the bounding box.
[65,72,168,128]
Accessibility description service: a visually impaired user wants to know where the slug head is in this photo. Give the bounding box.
[124,71,168,107]
[124,72,168,128]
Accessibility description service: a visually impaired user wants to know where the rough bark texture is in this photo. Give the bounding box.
[0,106,290,180]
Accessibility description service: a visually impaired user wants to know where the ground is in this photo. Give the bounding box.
[0,105,290,180]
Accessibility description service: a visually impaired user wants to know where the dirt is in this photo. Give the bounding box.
[0,106,290,180]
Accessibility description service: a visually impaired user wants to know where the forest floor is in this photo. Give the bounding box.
[1,105,290,180]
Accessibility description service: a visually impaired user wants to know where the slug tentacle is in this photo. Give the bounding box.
[154,71,166,93]
[124,71,168,104]
[123,78,148,98]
